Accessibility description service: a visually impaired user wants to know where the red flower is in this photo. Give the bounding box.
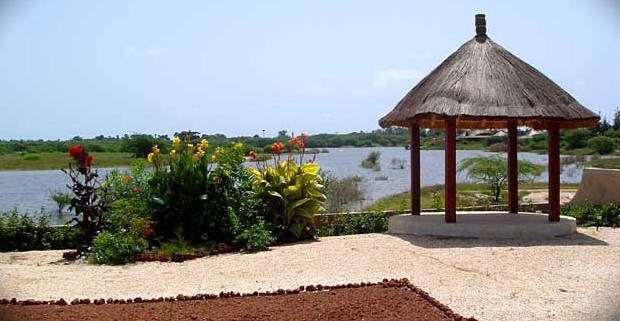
[248,151,257,159]
[69,145,84,157]
[84,154,93,167]
[300,132,308,140]
[144,228,154,236]
[271,142,284,154]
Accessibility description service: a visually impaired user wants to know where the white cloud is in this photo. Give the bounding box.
[372,68,422,88]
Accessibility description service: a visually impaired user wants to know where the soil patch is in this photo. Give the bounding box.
[0,279,475,321]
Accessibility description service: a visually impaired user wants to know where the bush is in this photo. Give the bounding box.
[0,210,81,251]
[322,172,365,213]
[49,189,72,213]
[248,134,326,240]
[101,161,153,205]
[149,137,258,244]
[88,231,147,265]
[22,153,41,161]
[587,136,617,155]
[561,203,620,227]
[316,212,388,237]
[361,151,381,171]
[234,219,273,252]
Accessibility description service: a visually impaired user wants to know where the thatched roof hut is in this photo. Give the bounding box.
[379,14,599,225]
[379,14,599,130]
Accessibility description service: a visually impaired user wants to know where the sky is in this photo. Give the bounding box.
[0,0,619,140]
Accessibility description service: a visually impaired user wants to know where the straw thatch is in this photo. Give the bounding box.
[379,14,599,130]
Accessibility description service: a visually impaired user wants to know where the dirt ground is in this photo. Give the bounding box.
[0,280,474,321]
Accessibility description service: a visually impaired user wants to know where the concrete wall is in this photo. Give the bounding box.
[569,167,620,205]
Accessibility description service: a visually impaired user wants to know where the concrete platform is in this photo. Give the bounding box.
[388,212,576,239]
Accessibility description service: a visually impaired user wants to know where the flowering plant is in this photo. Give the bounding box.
[247,132,325,239]
[148,135,253,243]
[62,145,107,253]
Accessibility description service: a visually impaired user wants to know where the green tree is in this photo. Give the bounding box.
[613,108,620,131]
[122,134,162,158]
[563,129,591,150]
[457,155,544,202]
[587,136,617,155]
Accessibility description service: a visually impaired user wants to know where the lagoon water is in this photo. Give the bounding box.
[0,147,584,224]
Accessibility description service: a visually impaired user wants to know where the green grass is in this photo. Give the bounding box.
[0,152,137,170]
[364,182,580,212]
[586,157,620,169]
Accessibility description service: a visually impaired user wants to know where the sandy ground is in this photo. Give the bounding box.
[522,190,576,204]
[1,227,619,321]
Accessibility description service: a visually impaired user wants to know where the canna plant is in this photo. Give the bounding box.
[62,145,107,254]
[148,135,254,243]
[248,133,326,239]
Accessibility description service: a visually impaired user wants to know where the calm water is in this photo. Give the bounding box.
[0,147,584,224]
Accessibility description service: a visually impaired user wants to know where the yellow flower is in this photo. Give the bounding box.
[211,154,217,161]
[169,150,176,156]
[172,136,181,147]
[215,146,224,155]
[187,143,194,149]
[199,139,209,150]
[147,153,155,163]
[192,149,205,162]
[152,145,160,154]
[234,142,243,149]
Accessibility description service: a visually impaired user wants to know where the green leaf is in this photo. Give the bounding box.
[301,163,320,174]
[268,191,283,199]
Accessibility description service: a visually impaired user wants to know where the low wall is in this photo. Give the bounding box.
[569,167,620,205]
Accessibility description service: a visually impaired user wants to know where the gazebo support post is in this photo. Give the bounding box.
[507,121,519,213]
[548,122,561,221]
[445,117,457,223]
[410,124,421,215]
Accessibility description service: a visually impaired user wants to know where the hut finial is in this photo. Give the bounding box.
[475,14,486,36]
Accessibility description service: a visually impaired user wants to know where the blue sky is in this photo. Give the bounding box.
[0,0,618,140]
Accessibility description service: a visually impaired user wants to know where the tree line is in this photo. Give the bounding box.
[1,108,618,157]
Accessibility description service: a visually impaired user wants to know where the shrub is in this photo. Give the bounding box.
[100,161,153,205]
[0,210,81,251]
[88,230,147,265]
[316,212,388,237]
[234,219,273,252]
[322,173,365,213]
[361,151,381,171]
[149,136,257,244]
[587,136,617,155]
[49,189,72,213]
[561,203,620,227]
[22,153,41,161]
[248,133,326,240]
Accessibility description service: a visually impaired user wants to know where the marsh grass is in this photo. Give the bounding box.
[364,182,580,212]
[0,152,135,170]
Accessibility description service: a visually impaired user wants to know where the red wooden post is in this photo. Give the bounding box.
[410,124,421,215]
[548,122,561,221]
[444,118,457,223]
[507,121,519,213]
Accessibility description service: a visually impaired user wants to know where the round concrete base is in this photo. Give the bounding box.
[388,212,576,239]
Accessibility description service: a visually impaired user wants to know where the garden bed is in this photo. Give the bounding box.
[0,279,475,321]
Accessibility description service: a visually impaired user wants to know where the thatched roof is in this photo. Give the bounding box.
[379,14,599,130]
